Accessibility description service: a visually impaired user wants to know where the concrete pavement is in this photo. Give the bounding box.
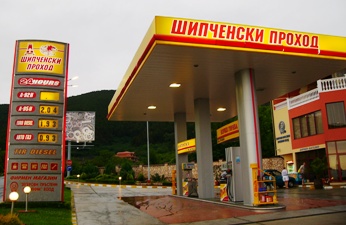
[1,177,346,225]
[66,182,346,225]
[67,183,171,225]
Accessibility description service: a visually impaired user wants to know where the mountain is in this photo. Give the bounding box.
[0,90,183,166]
[0,90,273,170]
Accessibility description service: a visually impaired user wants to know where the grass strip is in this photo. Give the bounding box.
[0,187,72,225]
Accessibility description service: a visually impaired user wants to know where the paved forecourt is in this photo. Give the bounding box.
[66,182,171,225]
[66,181,346,225]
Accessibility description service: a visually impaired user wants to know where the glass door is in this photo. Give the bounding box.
[327,141,346,181]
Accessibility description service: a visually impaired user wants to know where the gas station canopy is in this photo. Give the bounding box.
[107,16,346,122]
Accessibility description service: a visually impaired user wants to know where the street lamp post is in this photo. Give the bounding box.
[9,191,19,214]
[66,76,78,178]
[67,141,72,177]
[23,186,31,212]
[147,121,150,183]
[119,176,122,187]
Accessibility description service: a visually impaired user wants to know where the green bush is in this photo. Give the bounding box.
[162,181,172,186]
[311,157,328,179]
[80,172,88,180]
[137,173,145,182]
[0,213,24,225]
[94,174,117,183]
[122,180,136,185]
[151,173,166,182]
[119,161,135,180]
[65,174,80,180]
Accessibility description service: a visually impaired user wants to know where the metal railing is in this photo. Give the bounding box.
[317,76,346,92]
[274,76,346,110]
[287,88,319,109]
[274,100,287,110]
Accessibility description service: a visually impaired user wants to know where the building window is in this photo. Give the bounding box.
[293,117,301,139]
[293,110,323,139]
[327,140,346,181]
[315,110,324,134]
[326,102,346,129]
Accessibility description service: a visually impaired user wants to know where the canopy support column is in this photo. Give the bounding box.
[174,112,188,196]
[194,98,214,199]
[235,68,262,206]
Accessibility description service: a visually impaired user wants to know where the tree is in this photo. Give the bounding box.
[258,104,275,157]
[0,149,5,173]
[92,150,116,167]
[311,157,328,189]
[119,161,135,181]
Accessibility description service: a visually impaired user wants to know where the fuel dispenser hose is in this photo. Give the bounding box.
[226,174,233,201]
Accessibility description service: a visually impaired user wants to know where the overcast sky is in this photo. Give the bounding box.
[1,0,345,104]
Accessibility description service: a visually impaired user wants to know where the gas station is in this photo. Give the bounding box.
[107,16,346,206]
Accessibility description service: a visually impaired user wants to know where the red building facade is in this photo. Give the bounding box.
[273,75,346,182]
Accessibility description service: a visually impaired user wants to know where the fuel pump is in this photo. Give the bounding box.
[220,162,232,202]
[220,147,243,202]
[182,163,198,197]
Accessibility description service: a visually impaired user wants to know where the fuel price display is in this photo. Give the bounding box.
[38,119,58,129]
[39,105,59,115]
[37,133,58,143]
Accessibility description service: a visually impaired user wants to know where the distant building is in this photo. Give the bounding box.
[272,73,346,182]
[115,151,138,162]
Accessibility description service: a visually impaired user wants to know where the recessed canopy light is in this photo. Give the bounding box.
[148,105,156,109]
[217,107,226,112]
[169,83,181,88]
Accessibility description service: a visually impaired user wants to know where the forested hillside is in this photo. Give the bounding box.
[0,90,274,172]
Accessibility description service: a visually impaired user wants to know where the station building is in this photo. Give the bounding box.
[273,72,346,182]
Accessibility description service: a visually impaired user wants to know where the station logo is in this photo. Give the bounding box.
[40,44,58,57]
[18,77,61,87]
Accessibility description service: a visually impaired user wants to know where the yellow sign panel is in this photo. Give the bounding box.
[38,119,58,129]
[155,16,346,59]
[272,101,292,155]
[40,91,60,101]
[39,105,59,115]
[217,121,239,144]
[37,133,58,143]
[16,40,67,74]
[177,138,196,154]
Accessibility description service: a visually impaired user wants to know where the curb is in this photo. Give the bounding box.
[71,191,77,225]
[64,181,172,189]
[298,184,346,189]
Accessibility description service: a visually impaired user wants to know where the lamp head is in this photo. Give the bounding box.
[9,192,19,201]
[24,186,31,194]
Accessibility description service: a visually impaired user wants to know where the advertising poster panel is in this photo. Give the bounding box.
[272,101,292,155]
[65,111,95,142]
[4,40,69,202]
